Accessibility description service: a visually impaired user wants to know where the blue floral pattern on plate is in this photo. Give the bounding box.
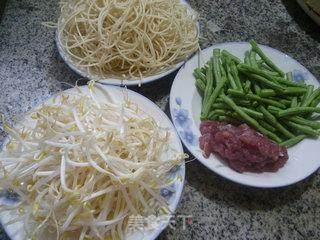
[293,69,308,82]
[172,97,198,147]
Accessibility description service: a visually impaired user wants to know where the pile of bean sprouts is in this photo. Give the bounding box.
[0,84,185,239]
[58,0,199,79]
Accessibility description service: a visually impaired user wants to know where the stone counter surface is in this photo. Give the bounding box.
[0,0,319,239]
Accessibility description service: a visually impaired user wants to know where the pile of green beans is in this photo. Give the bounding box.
[194,40,320,147]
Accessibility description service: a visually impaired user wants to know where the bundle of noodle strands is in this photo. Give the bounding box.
[0,84,186,240]
[58,0,199,80]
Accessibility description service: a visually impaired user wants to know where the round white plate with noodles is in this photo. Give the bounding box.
[0,84,185,240]
[56,0,198,86]
[170,41,320,188]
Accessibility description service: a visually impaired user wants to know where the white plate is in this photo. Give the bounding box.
[169,41,320,188]
[297,0,320,26]
[0,84,185,240]
[56,0,193,86]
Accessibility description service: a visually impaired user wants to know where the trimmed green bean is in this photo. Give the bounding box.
[283,87,307,95]
[286,121,318,137]
[250,40,285,77]
[247,73,286,92]
[244,52,251,65]
[226,57,238,89]
[279,99,292,107]
[211,103,229,110]
[302,88,320,107]
[227,89,287,109]
[290,97,298,108]
[195,78,206,93]
[221,50,241,65]
[254,84,261,95]
[311,94,320,107]
[194,68,206,82]
[249,50,258,68]
[258,106,295,138]
[243,80,251,93]
[241,107,264,119]
[290,116,320,129]
[278,107,320,117]
[221,95,282,143]
[273,76,307,88]
[301,85,314,107]
[258,120,276,132]
[280,135,306,147]
[203,60,214,107]
[259,89,276,97]
[230,61,243,91]
[213,49,221,85]
[246,93,286,109]
[202,76,228,117]
[286,72,293,81]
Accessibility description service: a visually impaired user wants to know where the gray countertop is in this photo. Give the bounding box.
[0,0,319,239]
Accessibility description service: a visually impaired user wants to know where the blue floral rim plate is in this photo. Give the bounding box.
[169,41,320,188]
[0,85,185,240]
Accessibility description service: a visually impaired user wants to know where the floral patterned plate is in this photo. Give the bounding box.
[0,84,185,240]
[169,42,320,188]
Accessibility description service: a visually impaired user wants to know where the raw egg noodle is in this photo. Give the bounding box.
[0,84,186,240]
[58,0,199,79]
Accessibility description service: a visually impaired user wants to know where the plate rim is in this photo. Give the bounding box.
[0,84,186,240]
[169,41,320,188]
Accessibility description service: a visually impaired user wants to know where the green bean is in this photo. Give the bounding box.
[221,95,282,143]
[250,40,285,77]
[280,135,306,147]
[286,72,293,81]
[302,88,320,107]
[286,121,318,137]
[230,61,243,91]
[219,58,227,80]
[217,115,237,122]
[203,60,214,107]
[237,100,252,107]
[278,107,320,117]
[238,64,306,90]
[202,76,228,117]
[227,89,287,109]
[211,109,227,116]
[301,85,314,107]
[273,76,307,88]
[247,73,286,92]
[246,93,286,109]
[258,106,295,138]
[291,97,298,108]
[259,89,276,97]
[290,116,320,129]
[254,84,261,95]
[249,50,258,68]
[258,120,276,132]
[221,50,241,65]
[244,52,251,65]
[208,112,219,120]
[194,68,206,82]
[283,87,307,95]
[241,107,264,119]
[195,78,206,93]
[211,103,229,110]
[226,57,238,89]
[243,80,251,93]
[279,99,292,107]
[213,49,222,85]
